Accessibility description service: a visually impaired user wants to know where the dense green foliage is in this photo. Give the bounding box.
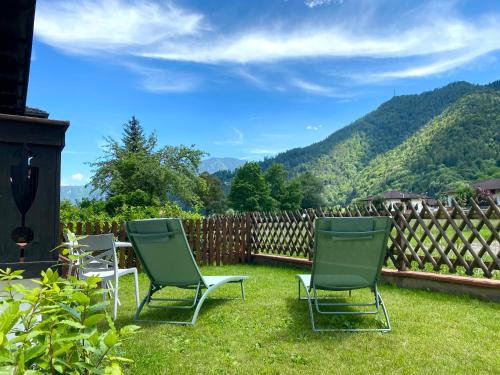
[0,268,139,374]
[197,172,227,215]
[264,164,303,210]
[294,172,327,208]
[60,195,201,223]
[261,80,500,204]
[89,117,206,209]
[228,162,324,211]
[354,90,500,198]
[229,162,274,212]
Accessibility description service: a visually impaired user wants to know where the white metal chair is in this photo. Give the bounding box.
[66,233,140,320]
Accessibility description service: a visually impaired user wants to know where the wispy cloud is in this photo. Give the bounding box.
[304,0,342,9]
[214,127,244,145]
[35,0,204,55]
[247,148,283,155]
[366,48,496,80]
[289,78,356,98]
[139,17,500,66]
[34,0,500,89]
[306,125,322,131]
[126,64,200,93]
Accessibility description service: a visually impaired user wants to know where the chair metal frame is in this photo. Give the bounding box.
[125,218,248,325]
[297,217,392,332]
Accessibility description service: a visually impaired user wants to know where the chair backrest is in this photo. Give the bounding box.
[76,233,117,272]
[311,217,391,290]
[125,218,204,287]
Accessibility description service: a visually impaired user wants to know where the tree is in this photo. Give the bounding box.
[198,172,227,215]
[89,116,206,208]
[229,162,274,212]
[264,163,287,208]
[122,116,154,153]
[280,178,303,210]
[294,172,326,208]
[264,163,302,210]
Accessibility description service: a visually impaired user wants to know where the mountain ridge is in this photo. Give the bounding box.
[261,80,499,204]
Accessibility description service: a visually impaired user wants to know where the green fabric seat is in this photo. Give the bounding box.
[125,218,248,325]
[296,216,392,332]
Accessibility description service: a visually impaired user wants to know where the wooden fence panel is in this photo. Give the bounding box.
[60,198,499,277]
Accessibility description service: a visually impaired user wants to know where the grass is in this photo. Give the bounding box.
[115,264,500,374]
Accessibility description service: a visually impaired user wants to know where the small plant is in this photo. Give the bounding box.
[0,267,139,374]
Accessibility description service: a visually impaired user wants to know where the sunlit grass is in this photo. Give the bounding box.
[115,265,499,374]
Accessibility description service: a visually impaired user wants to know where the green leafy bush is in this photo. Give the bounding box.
[60,195,201,224]
[0,268,139,374]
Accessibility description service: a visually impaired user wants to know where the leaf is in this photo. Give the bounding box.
[83,313,105,327]
[71,292,90,307]
[104,332,118,348]
[58,303,81,320]
[104,362,124,375]
[23,344,46,363]
[59,320,86,329]
[88,301,109,313]
[119,325,140,336]
[108,356,134,363]
[0,348,13,363]
[0,302,20,335]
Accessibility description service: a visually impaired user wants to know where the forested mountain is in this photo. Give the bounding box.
[353,90,500,198]
[261,80,500,204]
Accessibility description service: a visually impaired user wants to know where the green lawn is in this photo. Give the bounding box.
[115,265,500,374]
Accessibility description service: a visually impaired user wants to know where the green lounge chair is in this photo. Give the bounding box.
[125,218,248,325]
[297,216,392,332]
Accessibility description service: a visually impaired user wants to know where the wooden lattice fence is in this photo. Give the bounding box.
[61,216,251,269]
[61,197,500,278]
[249,197,500,278]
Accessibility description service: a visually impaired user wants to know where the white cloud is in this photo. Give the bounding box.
[214,128,244,145]
[33,0,500,86]
[248,148,281,155]
[35,0,204,54]
[304,0,342,9]
[306,125,322,131]
[140,18,500,66]
[71,173,84,182]
[367,48,496,80]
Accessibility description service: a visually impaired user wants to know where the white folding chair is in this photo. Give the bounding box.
[67,233,140,320]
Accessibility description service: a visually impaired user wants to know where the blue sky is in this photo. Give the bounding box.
[27,0,500,185]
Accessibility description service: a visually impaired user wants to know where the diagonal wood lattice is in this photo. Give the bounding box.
[61,197,499,278]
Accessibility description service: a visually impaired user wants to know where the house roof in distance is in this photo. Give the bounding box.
[473,178,500,191]
[362,191,426,201]
[445,178,500,194]
[0,0,36,115]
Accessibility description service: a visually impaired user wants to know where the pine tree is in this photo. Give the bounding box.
[122,116,148,153]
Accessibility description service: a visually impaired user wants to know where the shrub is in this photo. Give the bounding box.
[0,268,139,374]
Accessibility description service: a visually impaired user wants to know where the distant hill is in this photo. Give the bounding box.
[261,80,500,204]
[60,185,101,203]
[353,89,500,198]
[199,157,244,174]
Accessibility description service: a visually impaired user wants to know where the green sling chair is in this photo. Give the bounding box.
[296,216,392,332]
[125,218,248,325]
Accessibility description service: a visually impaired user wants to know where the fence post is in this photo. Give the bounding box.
[395,213,407,271]
[245,213,253,263]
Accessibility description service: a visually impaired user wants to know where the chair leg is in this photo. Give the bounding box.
[240,280,245,301]
[133,270,140,309]
[113,278,119,320]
